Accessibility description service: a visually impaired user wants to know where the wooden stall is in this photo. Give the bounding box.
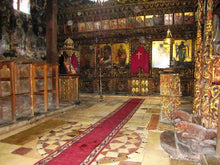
[0,61,59,124]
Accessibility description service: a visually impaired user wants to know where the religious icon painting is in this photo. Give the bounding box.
[79,45,95,69]
[64,24,72,34]
[118,18,126,29]
[136,16,144,27]
[109,19,118,29]
[85,22,94,32]
[164,14,173,25]
[96,44,112,69]
[152,41,170,68]
[78,22,86,32]
[101,20,109,30]
[154,15,163,26]
[94,21,101,31]
[72,22,78,33]
[184,12,194,24]
[112,43,130,67]
[145,15,153,26]
[174,13,183,25]
[172,40,192,67]
[127,17,136,29]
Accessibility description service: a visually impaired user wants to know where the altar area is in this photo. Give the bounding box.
[77,41,194,96]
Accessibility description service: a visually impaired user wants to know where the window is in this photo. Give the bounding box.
[13,0,30,14]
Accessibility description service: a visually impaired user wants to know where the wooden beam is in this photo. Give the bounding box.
[46,0,58,64]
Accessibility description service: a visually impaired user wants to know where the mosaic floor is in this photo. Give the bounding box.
[0,94,200,165]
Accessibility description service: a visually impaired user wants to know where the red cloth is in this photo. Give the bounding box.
[71,54,78,72]
[131,46,149,73]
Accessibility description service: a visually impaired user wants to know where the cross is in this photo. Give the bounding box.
[137,51,142,60]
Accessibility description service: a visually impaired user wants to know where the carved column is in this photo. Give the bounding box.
[200,0,216,128]
[160,71,181,123]
[217,92,220,155]
[193,0,204,116]
[46,0,58,64]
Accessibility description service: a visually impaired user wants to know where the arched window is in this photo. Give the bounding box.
[13,0,30,14]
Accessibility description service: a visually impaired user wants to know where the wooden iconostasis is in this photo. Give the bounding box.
[57,0,197,95]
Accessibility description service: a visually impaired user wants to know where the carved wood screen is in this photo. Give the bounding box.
[57,0,197,96]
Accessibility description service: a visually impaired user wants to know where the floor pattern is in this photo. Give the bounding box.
[0,95,201,165]
[91,126,148,164]
[36,122,88,156]
[35,122,148,164]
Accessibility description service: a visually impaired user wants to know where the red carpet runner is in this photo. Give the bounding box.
[35,98,144,165]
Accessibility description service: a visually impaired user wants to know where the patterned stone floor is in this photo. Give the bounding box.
[0,94,200,165]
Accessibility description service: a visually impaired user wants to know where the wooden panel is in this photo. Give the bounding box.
[0,61,15,122]
[59,75,79,104]
[32,63,59,113]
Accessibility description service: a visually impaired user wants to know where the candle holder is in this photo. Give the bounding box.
[99,67,104,102]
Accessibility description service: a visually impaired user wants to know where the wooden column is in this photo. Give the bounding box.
[46,0,58,107]
[46,0,57,64]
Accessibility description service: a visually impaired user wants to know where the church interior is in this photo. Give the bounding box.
[0,0,220,164]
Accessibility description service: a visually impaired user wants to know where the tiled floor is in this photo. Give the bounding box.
[0,94,200,165]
